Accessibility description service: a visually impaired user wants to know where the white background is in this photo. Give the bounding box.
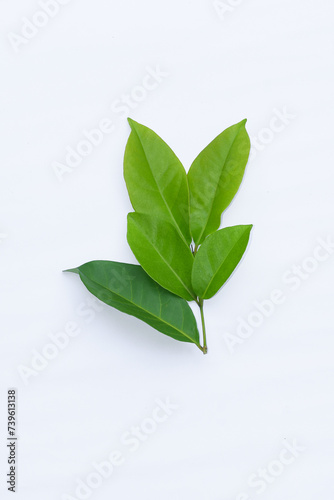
[1,0,334,498]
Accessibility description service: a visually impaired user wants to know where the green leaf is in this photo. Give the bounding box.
[188,120,251,245]
[192,225,253,299]
[124,118,191,245]
[127,213,196,301]
[64,261,200,347]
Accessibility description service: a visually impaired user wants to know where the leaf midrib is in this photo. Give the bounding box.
[80,271,199,345]
[195,123,244,244]
[133,219,196,301]
[133,128,189,247]
[201,233,247,298]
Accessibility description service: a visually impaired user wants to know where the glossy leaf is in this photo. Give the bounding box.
[192,225,253,299]
[188,120,251,245]
[127,212,196,301]
[124,118,191,245]
[65,261,200,346]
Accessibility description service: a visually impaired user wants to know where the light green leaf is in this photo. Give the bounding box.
[188,120,251,245]
[124,118,191,245]
[65,261,200,347]
[192,225,253,299]
[127,213,196,301]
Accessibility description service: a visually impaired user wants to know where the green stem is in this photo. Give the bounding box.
[191,243,206,353]
[199,299,207,354]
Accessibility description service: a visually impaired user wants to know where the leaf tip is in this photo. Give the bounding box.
[245,224,253,235]
[127,117,136,129]
[62,268,79,274]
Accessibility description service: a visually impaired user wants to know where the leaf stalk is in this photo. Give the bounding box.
[198,299,207,354]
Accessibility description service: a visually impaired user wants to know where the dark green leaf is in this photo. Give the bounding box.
[188,120,250,245]
[124,118,191,245]
[64,261,200,346]
[192,225,253,299]
[127,212,196,301]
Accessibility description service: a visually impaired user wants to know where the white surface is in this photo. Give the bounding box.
[1,1,334,498]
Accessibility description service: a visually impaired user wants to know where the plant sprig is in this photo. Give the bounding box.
[65,118,253,354]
